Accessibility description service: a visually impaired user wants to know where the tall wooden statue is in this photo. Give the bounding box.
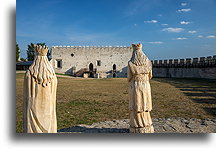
[128,43,154,133]
[23,45,57,133]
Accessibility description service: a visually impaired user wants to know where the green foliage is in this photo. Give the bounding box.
[27,43,51,61]
[27,43,37,61]
[16,43,20,61]
[20,58,26,61]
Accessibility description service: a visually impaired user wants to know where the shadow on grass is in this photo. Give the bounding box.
[179,88,216,92]
[203,107,216,117]
[191,98,216,104]
[153,78,216,117]
[58,126,129,133]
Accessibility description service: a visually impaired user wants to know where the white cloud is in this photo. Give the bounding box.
[181,3,187,6]
[144,20,158,23]
[175,37,187,40]
[162,27,184,33]
[177,8,191,12]
[188,30,197,34]
[197,35,203,38]
[206,35,215,38]
[148,41,163,44]
[161,24,168,26]
[180,21,191,24]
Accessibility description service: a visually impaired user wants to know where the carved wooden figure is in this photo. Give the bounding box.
[23,45,57,133]
[128,43,154,133]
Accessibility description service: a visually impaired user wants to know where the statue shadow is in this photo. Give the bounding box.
[154,78,216,117]
[58,126,129,133]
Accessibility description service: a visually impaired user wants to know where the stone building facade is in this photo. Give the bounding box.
[51,46,133,78]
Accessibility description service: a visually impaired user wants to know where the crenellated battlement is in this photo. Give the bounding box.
[151,55,216,68]
[52,45,132,49]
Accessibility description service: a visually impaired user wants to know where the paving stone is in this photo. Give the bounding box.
[58,117,216,133]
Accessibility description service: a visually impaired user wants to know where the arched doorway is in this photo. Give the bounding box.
[89,63,94,78]
[113,64,116,78]
[113,73,116,78]
[113,64,116,71]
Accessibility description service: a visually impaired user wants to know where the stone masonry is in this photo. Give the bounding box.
[51,46,133,78]
[51,46,215,79]
[151,55,216,79]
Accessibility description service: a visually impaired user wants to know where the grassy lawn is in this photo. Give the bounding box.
[16,73,216,133]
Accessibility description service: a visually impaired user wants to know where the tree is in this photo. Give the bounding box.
[27,43,37,61]
[27,43,50,61]
[16,43,20,62]
[20,58,26,61]
[47,47,51,61]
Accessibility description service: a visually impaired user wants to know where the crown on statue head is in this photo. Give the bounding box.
[34,44,48,56]
[132,43,142,50]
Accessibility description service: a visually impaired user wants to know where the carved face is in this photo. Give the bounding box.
[132,43,142,50]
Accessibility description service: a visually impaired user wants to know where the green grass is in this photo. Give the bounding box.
[55,73,72,76]
[16,73,216,133]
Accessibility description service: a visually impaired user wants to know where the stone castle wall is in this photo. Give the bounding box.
[151,55,216,79]
[51,45,215,79]
[51,46,133,78]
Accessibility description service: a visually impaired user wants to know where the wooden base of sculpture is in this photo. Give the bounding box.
[129,111,154,133]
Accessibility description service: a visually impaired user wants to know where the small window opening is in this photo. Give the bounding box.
[97,60,101,66]
[56,59,62,68]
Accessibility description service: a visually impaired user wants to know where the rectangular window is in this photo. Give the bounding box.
[56,59,62,68]
[97,60,101,66]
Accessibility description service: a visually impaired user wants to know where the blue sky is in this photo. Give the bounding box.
[16,0,215,60]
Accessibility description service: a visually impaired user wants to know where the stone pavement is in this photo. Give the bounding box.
[58,117,215,133]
